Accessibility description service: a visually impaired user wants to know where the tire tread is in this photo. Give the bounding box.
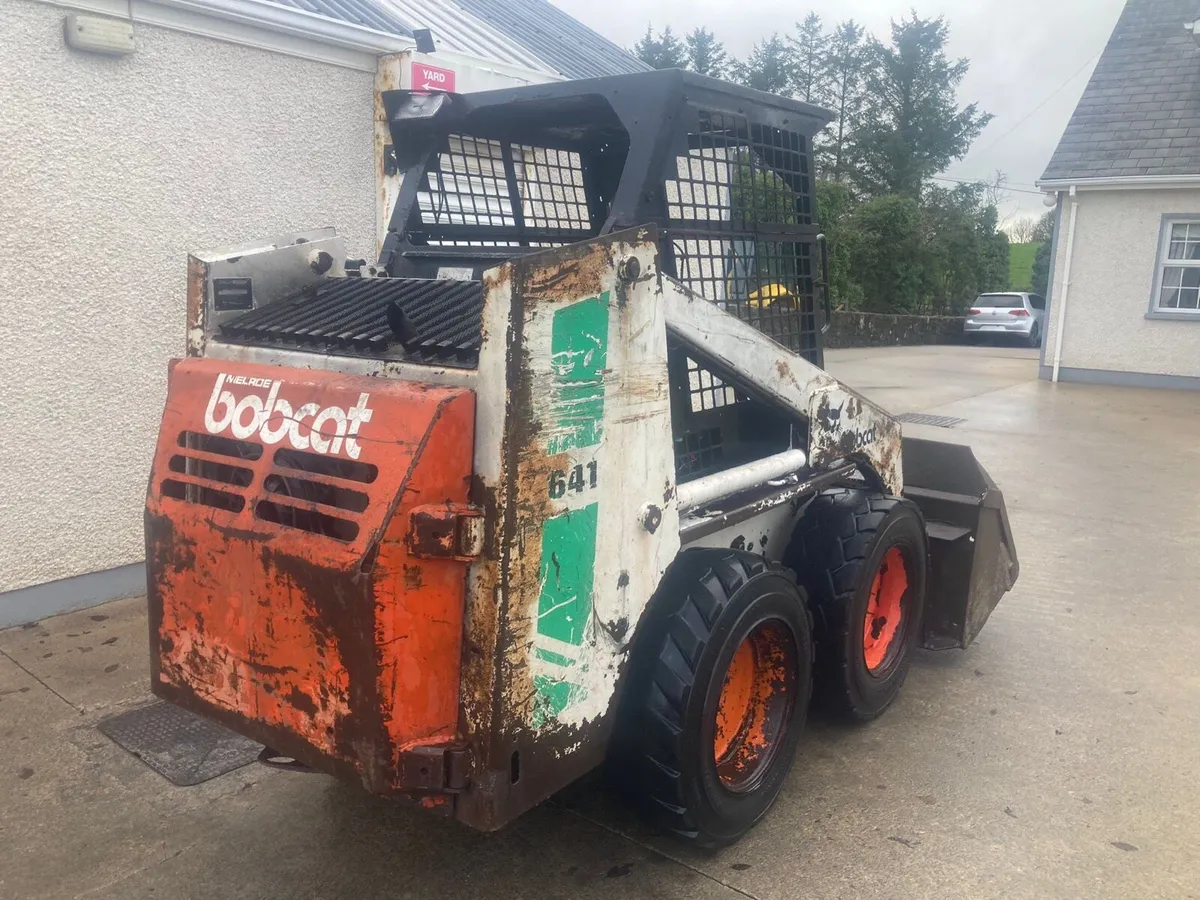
[789,488,919,721]
[626,550,811,847]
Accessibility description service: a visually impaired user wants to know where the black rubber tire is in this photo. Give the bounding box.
[786,489,927,723]
[617,550,813,849]
[1027,324,1042,348]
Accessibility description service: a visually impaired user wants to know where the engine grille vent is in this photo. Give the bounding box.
[160,431,262,513]
[252,447,378,543]
[219,277,484,367]
[159,433,378,543]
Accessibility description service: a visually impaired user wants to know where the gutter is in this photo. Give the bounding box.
[37,0,416,54]
[1051,185,1079,383]
[1038,174,1200,192]
[154,0,415,52]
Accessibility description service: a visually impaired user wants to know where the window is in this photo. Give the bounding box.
[977,293,1026,309]
[1153,221,1200,314]
[1029,294,1045,311]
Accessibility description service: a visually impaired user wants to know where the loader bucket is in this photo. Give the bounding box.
[901,437,1019,650]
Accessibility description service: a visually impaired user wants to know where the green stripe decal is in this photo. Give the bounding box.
[532,294,609,727]
[534,646,576,668]
[545,294,609,455]
[532,502,599,727]
[537,503,599,647]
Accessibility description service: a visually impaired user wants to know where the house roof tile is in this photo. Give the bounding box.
[1041,0,1200,182]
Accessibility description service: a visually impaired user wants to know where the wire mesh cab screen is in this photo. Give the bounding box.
[380,72,829,362]
[664,110,819,363]
[415,135,598,248]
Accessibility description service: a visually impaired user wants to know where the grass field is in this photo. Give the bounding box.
[1009,242,1042,291]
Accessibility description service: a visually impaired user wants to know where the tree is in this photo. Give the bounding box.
[820,20,867,183]
[1006,216,1037,244]
[789,13,829,104]
[853,14,993,197]
[732,34,793,94]
[1032,240,1052,296]
[979,208,1011,296]
[1031,209,1055,244]
[633,25,686,70]
[815,179,864,310]
[685,27,729,79]
[843,195,926,313]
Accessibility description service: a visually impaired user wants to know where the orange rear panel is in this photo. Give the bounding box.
[145,358,474,796]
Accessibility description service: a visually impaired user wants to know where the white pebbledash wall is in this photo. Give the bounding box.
[0,1,378,603]
[1044,187,1200,380]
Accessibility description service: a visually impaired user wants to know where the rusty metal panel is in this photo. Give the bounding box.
[458,229,680,828]
[146,358,474,797]
[807,386,903,496]
[375,52,408,257]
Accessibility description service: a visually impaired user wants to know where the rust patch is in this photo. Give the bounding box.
[374,55,404,257]
[287,685,319,717]
[403,564,423,590]
[522,239,614,301]
[408,504,482,560]
[185,255,207,357]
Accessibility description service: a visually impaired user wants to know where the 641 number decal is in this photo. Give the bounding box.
[549,461,599,499]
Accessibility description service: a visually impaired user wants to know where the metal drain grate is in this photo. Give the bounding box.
[896,413,966,429]
[98,700,262,785]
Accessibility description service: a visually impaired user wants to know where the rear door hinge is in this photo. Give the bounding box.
[408,504,483,560]
[399,743,473,792]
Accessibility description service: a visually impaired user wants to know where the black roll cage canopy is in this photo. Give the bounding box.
[378,68,834,365]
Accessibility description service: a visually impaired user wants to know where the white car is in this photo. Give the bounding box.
[964,292,1045,347]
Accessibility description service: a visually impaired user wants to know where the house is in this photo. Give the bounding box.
[0,0,647,626]
[1037,0,1200,389]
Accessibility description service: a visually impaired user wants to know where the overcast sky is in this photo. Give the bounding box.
[553,0,1127,224]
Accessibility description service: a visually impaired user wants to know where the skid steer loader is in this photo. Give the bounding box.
[145,70,1018,847]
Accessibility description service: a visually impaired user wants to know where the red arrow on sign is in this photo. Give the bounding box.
[412,62,456,93]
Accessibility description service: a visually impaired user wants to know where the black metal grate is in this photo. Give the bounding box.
[664,111,819,362]
[416,135,598,247]
[219,277,484,366]
[675,427,726,479]
[98,700,261,786]
[895,413,966,429]
[686,356,741,412]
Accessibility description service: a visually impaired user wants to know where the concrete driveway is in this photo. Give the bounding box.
[3,345,1199,900]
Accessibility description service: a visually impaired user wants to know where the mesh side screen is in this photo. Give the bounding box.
[664,112,818,361]
[686,356,741,412]
[674,427,725,479]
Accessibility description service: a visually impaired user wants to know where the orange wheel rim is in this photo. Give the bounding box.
[712,620,797,792]
[863,547,908,674]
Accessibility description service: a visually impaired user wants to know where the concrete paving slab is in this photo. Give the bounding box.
[0,609,733,900]
[80,784,734,900]
[0,596,150,711]
[5,346,1199,900]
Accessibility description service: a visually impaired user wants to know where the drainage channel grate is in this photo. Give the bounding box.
[896,413,966,429]
[98,700,262,786]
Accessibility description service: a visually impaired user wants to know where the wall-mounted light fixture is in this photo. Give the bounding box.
[64,13,135,56]
[413,28,436,54]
